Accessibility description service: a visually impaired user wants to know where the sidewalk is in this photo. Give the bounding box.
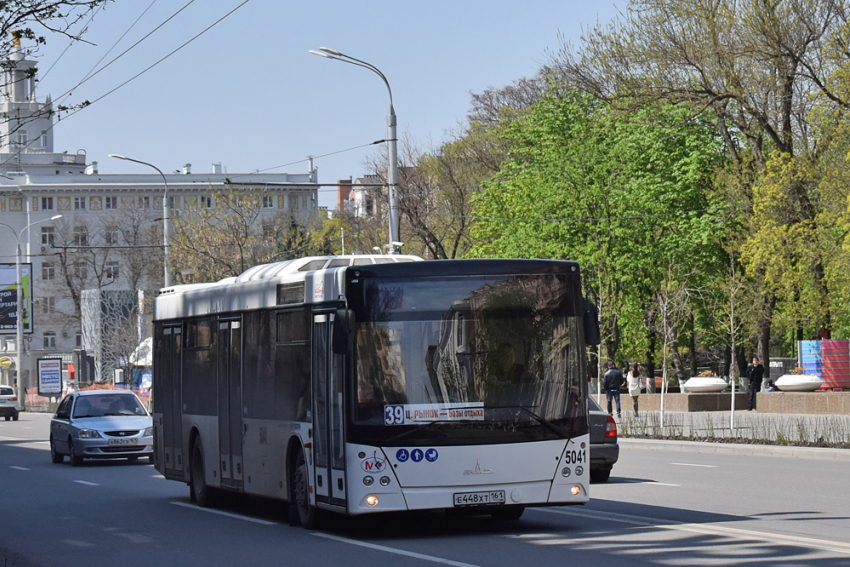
[620,437,850,461]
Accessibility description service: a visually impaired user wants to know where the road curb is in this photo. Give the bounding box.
[620,437,850,461]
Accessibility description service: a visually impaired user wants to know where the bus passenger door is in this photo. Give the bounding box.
[217,319,244,490]
[312,313,346,509]
[160,326,183,475]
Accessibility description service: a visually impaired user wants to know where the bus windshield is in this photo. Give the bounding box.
[351,273,588,445]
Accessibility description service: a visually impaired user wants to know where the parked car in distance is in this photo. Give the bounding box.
[0,385,19,421]
[588,396,619,482]
[50,390,153,466]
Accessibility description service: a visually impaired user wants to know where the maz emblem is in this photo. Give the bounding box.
[463,459,493,475]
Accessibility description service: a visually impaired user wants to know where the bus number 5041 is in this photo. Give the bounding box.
[564,449,586,464]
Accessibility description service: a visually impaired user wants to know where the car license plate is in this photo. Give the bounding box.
[107,438,135,446]
[453,490,506,507]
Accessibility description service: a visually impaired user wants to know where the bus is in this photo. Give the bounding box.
[152,255,600,527]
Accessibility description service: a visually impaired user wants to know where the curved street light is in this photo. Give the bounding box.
[309,47,400,253]
[0,214,63,409]
[108,154,171,288]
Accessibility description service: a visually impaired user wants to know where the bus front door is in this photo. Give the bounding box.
[217,319,244,490]
[312,313,346,509]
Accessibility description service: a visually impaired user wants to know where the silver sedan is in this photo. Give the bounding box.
[50,390,153,466]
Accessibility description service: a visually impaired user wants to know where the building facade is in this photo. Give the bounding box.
[0,40,318,396]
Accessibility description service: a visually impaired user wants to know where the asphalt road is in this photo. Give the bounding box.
[2,413,849,566]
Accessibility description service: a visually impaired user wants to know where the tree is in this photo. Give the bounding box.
[556,0,850,364]
[469,89,725,374]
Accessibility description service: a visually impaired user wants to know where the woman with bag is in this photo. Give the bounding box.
[627,363,642,417]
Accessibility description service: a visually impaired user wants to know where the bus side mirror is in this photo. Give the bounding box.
[583,301,600,346]
[332,309,355,354]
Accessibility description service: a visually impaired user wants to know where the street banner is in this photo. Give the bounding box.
[0,263,33,334]
[38,358,63,396]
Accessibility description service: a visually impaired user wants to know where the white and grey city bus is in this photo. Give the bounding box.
[152,255,600,527]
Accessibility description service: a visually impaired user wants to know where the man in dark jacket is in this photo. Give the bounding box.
[603,361,625,418]
[746,357,764,411]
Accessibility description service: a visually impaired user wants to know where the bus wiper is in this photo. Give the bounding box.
[492,405,568,438]
[384,419,473,446]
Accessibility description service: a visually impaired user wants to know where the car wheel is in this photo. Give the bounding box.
[50,436,64,464]
[3,415,9,421]
[190,439,215,507]
[491,506,525,521]
[590,468,611,483]
[12,411,18,421]
[292,450,324,529]
[68,438,83,467]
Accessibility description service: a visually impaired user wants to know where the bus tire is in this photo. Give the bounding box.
[491,506,525,521]
[292,450,323,529]
[590,468,611,483]
[190,438,215,507]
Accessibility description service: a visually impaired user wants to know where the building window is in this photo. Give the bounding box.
[74,196,86,210]
[42,296,55,315]
[42,262,55,281]
[16,130,27,147]
[167,196,179,209]
[41,226,55,247]
[74,261,87,279]
[41,130,48,148]
[73,227,88,246]
[262,195,274,209]
[43,332,56,349]
[105,261,119,281]
[105,228,119,245]
[141,196,151,209]
[75,333,82,348]
[41,197,54,210]
[105,196,118,210]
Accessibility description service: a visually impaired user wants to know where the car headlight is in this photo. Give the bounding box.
[144,426,153,436]
[78,429,102,439]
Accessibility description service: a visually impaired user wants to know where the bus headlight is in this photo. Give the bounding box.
[365,495,379,506]
[571,485,582,496]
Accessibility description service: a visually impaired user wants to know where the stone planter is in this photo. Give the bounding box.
[682,376,728,393]
[775,374,823,392]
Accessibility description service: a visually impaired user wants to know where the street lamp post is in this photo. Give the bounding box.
[309,47,400,253]
[0,214,62,410]
[108,154,171,287]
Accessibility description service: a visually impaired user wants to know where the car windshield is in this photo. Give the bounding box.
[73,394,146,418]
[351,273,588,444]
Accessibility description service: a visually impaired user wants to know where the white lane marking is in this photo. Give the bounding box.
[62,539,94,547]
[116,532,154,544]
[313,533,480,567]
[670,462,717,468]
[74,480,100,486]
[533,508,850,555]
[10,466,29,470]
[170,501,277,525]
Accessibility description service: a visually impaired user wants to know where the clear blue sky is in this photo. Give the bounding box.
[34,0,621,208]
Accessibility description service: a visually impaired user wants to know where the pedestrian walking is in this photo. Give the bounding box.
[746,356,764,411]
[603,361,625,418]
[627,362,642,416]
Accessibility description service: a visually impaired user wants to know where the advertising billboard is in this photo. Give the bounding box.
[0,263,33,334]
[38,358,63,396]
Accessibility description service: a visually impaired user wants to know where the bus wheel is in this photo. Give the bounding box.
[191,439,214,507]
[292,450,323,529]
[491,506,525,521]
